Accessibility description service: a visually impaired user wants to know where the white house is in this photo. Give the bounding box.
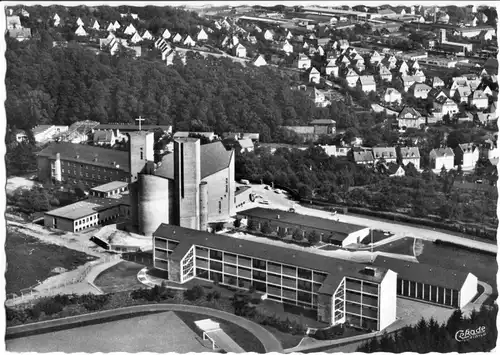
[358,75,376,93]
[91,19,100,30]
[76,17,84,27]
[454,143,479,168]
[172,33,182,43]
[232,43,246,58]
[75,25,88,37]
[325,60,339,77]
[282,40,293,54]
[401,76,416,92]
[141,30,154,41]
[469,90,489,109]
[124,23,137,35]
[113,20,121,29]
[412,83,432,99]
[251,55,267,67]
[197,28,208,41]
[370,50,383,64]
[130,32,142,44]
[264,29,274,41]
[378,65,392,82]
[161,28,171,39]
[309,67,321,84]
[384,88,402,104]
[433,97,459,117]
[183,35,196,47]
[430,148,454,170]
[53,13,61,27]
[298,54,311,69]
[345,69,359,87]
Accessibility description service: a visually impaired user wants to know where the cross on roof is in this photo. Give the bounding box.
[135,116,145,131]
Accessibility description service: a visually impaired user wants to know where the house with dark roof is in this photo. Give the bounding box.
[93,130,116,146]
[429,147,454,170]
[372,147,397,164]
[352,150,374,166]
[373,256,478,309]
[411,83,432,99]
[397,106,424,129]
[454,143,479,168]
[37,142,130,186]
[398,147,421,170]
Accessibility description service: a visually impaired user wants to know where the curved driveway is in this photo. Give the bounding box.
[7,303,283,353]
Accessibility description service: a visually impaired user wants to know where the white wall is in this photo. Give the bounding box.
[379,269,398,330]
[343,227,370,246]
[460,273,478,308]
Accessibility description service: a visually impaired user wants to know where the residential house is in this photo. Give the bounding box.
[251,55,267,67]
[298,54,311,69]
[161,28,171,39]
[428,76,445,88]
[237,138,254,153]
[401,76,416,92]
[428,88,448,101]
[468,78,482,91]
[309,88,331,108]
[386,164,406,177]
[454,143,479,168]
[113,20,121,29]
[183,35,196,47]
[317,37,330,47]
[429,148,454,170]
[14,129,28,143]
[409,60,420,71]
[345,69,359,87]
[309,67,321,84]
[397,60,409,76]
[370,50,383,64]
[130,32,142,44]
[433,96,459,117]
[91,19,100,31]
[378,65,392,82]
[33,125,69,143]
[468,90,488,109]
[106,22,116,32]
[286,31,293,40]
[282,40,293,54]
[413,69,426,83]
[93,130,116,146]
[76,17,85,27]
[232,43,246,58]
[325,60,339,77]
[372,147,397,164]
[264,29,274,41]
[411,83,432,99]
[384,88,402,104]
[141,29,154,41]
[75,25,88,37]
[353,150,374,165]
[338,39,349,50]
[197,28,208,41]
[172,33,182,43]
[475,112,494,126]
[164,49,176,66]
[449,78,469,97]
[53,13,61,27]
[456,111,474,123]
[358,76,376,93]
[317,46,325,57]
[8,28,31,41]
[397,106,425,129]
[398,147,421,170]
[454,86,472,104]
[155,38,171,56]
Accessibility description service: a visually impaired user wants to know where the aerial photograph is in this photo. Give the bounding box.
[3,1,498,353]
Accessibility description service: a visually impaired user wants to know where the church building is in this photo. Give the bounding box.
[128,131,235,236]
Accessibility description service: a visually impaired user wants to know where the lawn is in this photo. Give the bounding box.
[5,230,96,295]
[94,261,145,293]
[175,311,266,353]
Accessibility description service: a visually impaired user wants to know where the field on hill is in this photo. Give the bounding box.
[5,229,96,294]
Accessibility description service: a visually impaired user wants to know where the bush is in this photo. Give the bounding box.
[6,307,29,323]
[78,294,111,311]
[206,290,221,302]
[38,299,64,315]
[185,285,205,301]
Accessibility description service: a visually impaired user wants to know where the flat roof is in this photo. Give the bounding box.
[153,224,388,295]
[45,197,128,220]
[373,256,471,290]
[237,208,369,241]
[90,181,129,193]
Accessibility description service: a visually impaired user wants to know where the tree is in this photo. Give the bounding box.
[260,222,273,235]
[292,228,303,241]
[306,230,321,245]
[247,218,257,231]
[184,285,205,301]
[277,227,287,239]
[233,218,241,228]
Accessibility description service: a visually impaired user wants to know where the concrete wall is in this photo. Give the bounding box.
[460,273,478,309]
[43,215,75,232]
[129,182,139,228]
[168,258,181,283]
[317,293,332,324]
[342,227,370,246]
[202,167,232,222]
[138,174,170,236]
[128,131,154,182]
[54,153,62,182]
[199,181,209,231]
[379,270,397,331]
[174,139,201,230]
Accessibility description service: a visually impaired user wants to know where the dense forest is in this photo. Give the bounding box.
[357,306,497,353]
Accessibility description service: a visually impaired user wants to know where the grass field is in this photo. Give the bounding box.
[175,311,266,353]
[94,261,145,293]
[6,230,96,294]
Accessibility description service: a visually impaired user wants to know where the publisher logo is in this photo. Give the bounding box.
[455,326,487,342]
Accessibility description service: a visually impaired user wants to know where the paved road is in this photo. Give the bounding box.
[246,184,497,254]
[7,304,283,353]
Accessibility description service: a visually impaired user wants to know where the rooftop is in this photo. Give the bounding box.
[373,256,471,290]
[95,124,172,132]
[45,197,128,220]
[153,224,387,295]
[90,181,129,193]
[38,142,129,170]
[237,207,369,240]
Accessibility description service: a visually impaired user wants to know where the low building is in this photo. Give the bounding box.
[153,223,397,331]
[384,88,402,104]
[411,83,432,99]
[433,97,459,117]
[353,150,374,166]
[401,76,416,92]
[429,148,454,170]
[358,76,376,93]
[372,147,397,164]
[89,181,129,198]
[44,197,130,233]
[468,90,489,109]
[454,143,479,168]
[33,125,69,143]
[310,119,336,135]
[236,138,254,153]
[173,131,216,141]
[345,69,359,87]
[397,106,425,129]
[309,67,321,83]
[298,54,311,69]
[373,256,478,309]
[398,147,420,170]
